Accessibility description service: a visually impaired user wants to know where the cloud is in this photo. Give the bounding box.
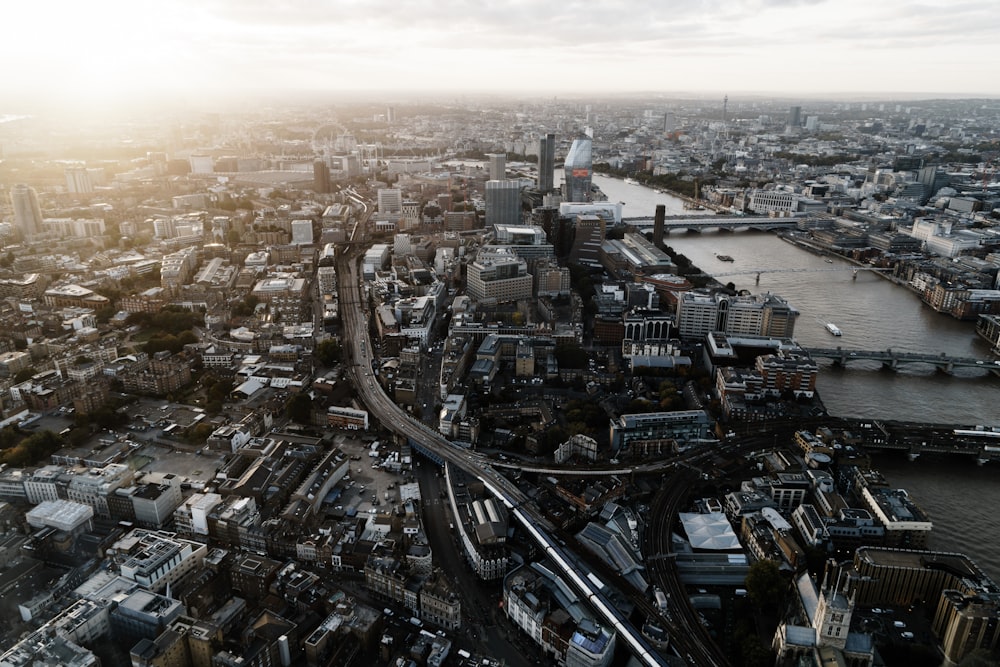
[1,0,998,101]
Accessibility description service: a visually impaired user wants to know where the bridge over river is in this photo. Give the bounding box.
[624,215,797,232]
[805,347,1000,374]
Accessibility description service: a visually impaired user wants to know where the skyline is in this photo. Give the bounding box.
[5,0,1000,110]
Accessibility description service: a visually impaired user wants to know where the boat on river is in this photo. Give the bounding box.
[716,254,735,262]
[825,322,842,336]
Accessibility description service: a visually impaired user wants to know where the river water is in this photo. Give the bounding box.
[593,174,1000,580]
[593,173,998,426]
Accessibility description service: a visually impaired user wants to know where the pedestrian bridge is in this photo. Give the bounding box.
[624,215,798,232]
[805,347,1000,374]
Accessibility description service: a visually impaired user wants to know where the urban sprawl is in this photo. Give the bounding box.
[0,97,999,667]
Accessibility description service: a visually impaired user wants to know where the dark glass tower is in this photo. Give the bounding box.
[537,133,555,193]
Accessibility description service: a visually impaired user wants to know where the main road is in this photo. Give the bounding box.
[335,246,675,667]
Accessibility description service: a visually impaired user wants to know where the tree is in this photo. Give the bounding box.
[286,393,313,424]
[744,559,789,614]
[315,339,342,367]
[186,423,215,444]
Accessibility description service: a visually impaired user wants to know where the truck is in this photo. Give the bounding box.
[409,616,423,628]
[654,588,669,612]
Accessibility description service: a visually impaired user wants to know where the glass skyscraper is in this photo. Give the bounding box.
[564,136,592,202]
[537,133,555,193]
[10,184,42,237]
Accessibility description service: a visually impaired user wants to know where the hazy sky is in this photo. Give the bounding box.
[5,0,1000,107]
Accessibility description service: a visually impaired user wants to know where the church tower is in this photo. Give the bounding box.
[814,565,854,650]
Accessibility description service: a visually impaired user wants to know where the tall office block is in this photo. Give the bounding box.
[564,136,593,202]
[487,153,506,181]
[65,168,94,194]
[788,106,802,128]
[313,160,331,194]
[10,184,42,237]
[537,133,555,193]
[653,204,665,248]
[485,180,522,227]
[377,188,403,215]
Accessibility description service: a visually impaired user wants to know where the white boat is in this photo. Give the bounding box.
[624,177,640,185]
[825,322,842,336]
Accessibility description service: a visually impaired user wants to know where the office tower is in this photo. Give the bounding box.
[485,180,522,227]
[564,136,593,202]
[10,184,42,237]
[65,168,94,194]
[377,188,403,215]
[313,160,331,194]
[487,153,506,181]
[663,113,676,133]
[291,220,313,245]
[537,133,555,192]
[568,214,605,265]
[653,204,665,248]
[386,106,396,123]
[788,106,802,128]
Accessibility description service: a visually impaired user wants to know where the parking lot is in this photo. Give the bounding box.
[328,434,414,518]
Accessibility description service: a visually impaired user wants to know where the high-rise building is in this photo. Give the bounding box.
[291,220,313,245]
[652,204,665,248]
[485,180,522,227]
[537,134,555,192]
[10,184,42,237]
[377,188,403,215]
[487,153,506,181]
[313,160,331,194]
[788,106,802,128]
[65,168,94,194]
[564,136,593,202]
[569,214,605,266]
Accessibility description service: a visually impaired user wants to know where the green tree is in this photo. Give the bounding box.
[286,393,313,424]
[0,430,64,467]
[186,423,214,444]
[315,339,342,367]
[745,559,789,614]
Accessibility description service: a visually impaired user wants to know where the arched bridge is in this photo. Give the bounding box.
[624,215,798,232]
[805,347,1000,374]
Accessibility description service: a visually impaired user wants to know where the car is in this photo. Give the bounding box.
[900,631,914,640]
[893,621,906,628]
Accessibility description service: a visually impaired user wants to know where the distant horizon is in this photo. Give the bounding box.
[3,90,1000,120]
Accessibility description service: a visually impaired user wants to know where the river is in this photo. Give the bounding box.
[593,174,1000,581]
[592,172,998,426]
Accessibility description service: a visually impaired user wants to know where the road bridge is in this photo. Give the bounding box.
[805,347,1000,374]
[624,215,797,232]
[711,266,893,278]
